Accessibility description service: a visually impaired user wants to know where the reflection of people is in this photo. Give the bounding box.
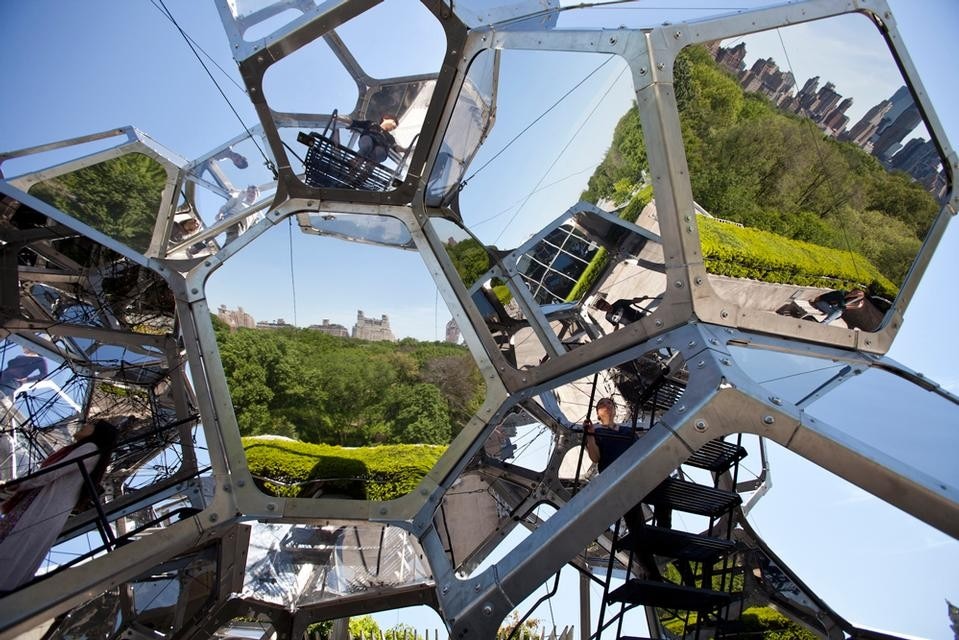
[212,147,249,169]
[593,296,651,327]
[0,348,48,398]
[216,185,260,243]
[0,420,118,591]
[812,288,865,324]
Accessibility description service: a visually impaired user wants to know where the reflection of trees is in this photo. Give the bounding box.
[581,45,939,290]
[445,237,491,287]
[29,153,166,253]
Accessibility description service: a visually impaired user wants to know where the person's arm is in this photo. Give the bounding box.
[584,419,600,463]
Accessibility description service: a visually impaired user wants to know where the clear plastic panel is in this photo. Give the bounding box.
[305,212,414,249]
[426,49,499,207]
[805,365,959,488]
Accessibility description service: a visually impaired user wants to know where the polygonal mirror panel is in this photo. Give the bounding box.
[677,13,948,334]
[27,153,170,254]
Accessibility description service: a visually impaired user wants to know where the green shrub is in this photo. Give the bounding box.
[739,606,818,640]
[243,437,445,501]
[699,216,898,298]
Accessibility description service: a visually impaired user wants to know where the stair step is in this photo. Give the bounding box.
[646,478,741,517]
[685,439,747,472]
[608,579,733,610]
[616,526,736,562]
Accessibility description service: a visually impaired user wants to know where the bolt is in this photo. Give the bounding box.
[694,419,707,432]
[688,340,697,348]
[763,415,775,425]
[237,479,245,487]
[721,358,732,366]
[865,339,872,346]
[191,288,199,294]
[209,513,218,522]
[655,319,663,327]
[483,604,493,616]
[204,261,212,267]
[721,310,729,319]
[657,63,664,70]
[609,36,617,44]
[770,396,783,406]
[709,338,718,345]
[474,583,481,591]
[677,404,686,413]
[656,337,664,343]
[442,585,449,594]
[695,277,703,285]
[267,502,276,511]
[697,360,705,368]
[674,31,682,39]
[674,280,684,289]
[639,67,647,75]
[380,507,388,515]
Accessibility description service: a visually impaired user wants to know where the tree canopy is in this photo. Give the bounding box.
[216,325,484,446]
[581,45,940,292]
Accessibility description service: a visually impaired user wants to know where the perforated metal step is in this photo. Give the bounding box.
[686,439,748,473]
[616,526,736,562]
[646,478,741,517]
[608,579,733,610]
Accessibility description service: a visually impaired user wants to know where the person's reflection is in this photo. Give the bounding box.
[593,296,654,328]
[216,185,260,243]
[0,348,48,400]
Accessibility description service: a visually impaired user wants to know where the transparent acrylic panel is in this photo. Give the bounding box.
[427,49,499,207]
[805,365,959,488]
[730,345,856,406]
[457,50,637,248]
[27,153,167,254]
[304,212,414,249]
[260,0,446,193]
[677,14,947,329]
[211,217,484,500]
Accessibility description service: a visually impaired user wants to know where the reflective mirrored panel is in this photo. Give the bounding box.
[677,14,947,329]
[211,218,484,500]
[27,153,168,254]
[243,521,431,607]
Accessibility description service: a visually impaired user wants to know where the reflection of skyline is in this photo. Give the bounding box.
[710,39,947,199]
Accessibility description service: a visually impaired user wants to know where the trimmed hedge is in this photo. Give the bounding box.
[243,437,446,501]
[699,215,898,298]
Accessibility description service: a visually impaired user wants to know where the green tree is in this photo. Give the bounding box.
[379,382,451,445]
[29,153,167,253]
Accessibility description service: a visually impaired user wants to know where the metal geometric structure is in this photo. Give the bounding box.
[1,0,955,638]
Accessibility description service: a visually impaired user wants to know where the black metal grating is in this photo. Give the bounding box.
[617,526,736,563]
[608,579,733,610]
[302,134,393,191]
[646,478,741,517]
[686,438,748,473]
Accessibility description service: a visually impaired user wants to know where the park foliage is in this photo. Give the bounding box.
[581,45,938,293]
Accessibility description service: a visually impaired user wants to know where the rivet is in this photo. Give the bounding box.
[657,63,665,70]
[267,502,276,511]
[656,337,664,343]
[674,280,684,288]
[257,56,264,63]
[687,225,693,232]
[237,479,245,487]
[655,319,663,327]
[688,340,696,348]
[204,261,212,267]
[483,605,493,616]
[209,513,218,522]
[474,583,481,591]
[865,339,872,346]
[442,585,449,594]
[694,419,707,432]
[694,277,703,285]
[522,377,527,383]
[380,507,388,515]
[674,31,682,39]
[721,358,731,366]
[770,396,783,406]
[609,37,617,44]
[709,338,718,345]
[721,310,729,318]
[639,67,647,75]
[191,288,199,294]
[223,483,231,492]
[763,415,775,425]
[696,360,705,368]
[677,405,686,413]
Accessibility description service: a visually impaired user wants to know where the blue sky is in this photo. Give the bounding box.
[2,0,957,637]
